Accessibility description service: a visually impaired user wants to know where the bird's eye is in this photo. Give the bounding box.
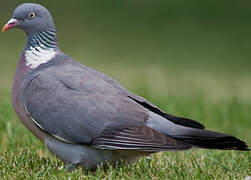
[29,12,36,19]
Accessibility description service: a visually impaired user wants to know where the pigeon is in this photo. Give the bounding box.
[2,3,249,170]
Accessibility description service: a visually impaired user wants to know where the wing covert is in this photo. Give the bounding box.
[23,62,148,144]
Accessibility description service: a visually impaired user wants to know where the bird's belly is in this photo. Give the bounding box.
[45,137,146,170]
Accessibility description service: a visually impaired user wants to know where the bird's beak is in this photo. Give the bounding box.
[2,18,18,32]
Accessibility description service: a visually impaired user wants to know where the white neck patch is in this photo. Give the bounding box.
[25,44,57,69]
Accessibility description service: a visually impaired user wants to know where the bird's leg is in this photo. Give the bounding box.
[64,162,79,172]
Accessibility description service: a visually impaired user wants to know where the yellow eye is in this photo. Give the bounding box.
[29,12,36,19]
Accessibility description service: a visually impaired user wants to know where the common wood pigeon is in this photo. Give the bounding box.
[2,3,249,170]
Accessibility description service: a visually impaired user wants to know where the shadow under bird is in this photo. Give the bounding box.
[2,3,249,170]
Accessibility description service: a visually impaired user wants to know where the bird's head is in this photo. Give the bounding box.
[2,3,55,36]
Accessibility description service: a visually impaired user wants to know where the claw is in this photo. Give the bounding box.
[65,163,78,172]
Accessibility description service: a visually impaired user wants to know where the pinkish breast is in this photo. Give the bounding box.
[12,51,49,142]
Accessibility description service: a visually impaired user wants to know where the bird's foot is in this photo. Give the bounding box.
[65,163,79,172]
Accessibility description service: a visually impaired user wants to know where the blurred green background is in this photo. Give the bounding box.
[0,0,250,178]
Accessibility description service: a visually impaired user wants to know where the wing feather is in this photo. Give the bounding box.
[94,126,192,151]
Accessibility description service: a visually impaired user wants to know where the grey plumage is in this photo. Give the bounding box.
[3,3,249,171]
[45,137,145,170]
[23,55,248,151]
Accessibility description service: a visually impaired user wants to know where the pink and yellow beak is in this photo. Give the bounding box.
[2,18,18,32]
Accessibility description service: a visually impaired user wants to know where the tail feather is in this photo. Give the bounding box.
[173,129,249,151]
[147,111,249,151]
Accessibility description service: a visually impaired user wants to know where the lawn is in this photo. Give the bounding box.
[0,1,251,179]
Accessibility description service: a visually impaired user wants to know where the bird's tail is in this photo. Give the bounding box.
[147,111,249,151]
[172,129,249,151]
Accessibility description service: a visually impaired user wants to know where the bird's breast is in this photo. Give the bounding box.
[12,52,49,142]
